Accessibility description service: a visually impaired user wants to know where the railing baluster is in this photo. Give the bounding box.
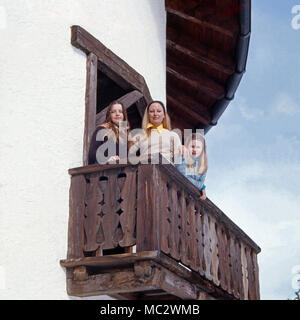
[83,173,103,253]
[203,213,213,281]
[217,225,231,293]
[210,217,220,286]
[119,167,137,247]
[160,179,171,254]
[169,183,181,260]
[241,242,249,300]
[195,205,205,276]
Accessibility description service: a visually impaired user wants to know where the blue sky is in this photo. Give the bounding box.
[205,1,300,300]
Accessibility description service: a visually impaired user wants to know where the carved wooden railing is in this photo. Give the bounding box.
[64,160,260,300]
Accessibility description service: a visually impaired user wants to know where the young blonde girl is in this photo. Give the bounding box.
[175,133,207,200]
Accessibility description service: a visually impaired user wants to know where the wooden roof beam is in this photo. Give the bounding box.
[167,65,225,101]
[166,7,237,55]
[167,53,226,97]
[167,94,211,128]
[167,26,235,69]
[166,0,240,35]
[166,68,217,108]
[167,39,234,85]
[167,84,211,125]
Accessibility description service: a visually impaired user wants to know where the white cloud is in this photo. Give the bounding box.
[232,96,264,120]
[274,93,300,115]
[206,159,300,300]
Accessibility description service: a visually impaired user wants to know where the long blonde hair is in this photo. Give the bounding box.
[142,101,172,137]
[186,133,208,175]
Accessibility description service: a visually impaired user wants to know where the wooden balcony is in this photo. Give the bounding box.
[60,159,260,300]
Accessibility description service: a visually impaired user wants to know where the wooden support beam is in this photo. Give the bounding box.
[167,24,235,69]
[60,251,159,268]
[83,53,98,166]
[62,250,233,300]
[71,25,152,104]
[167,39,234,85]
[167,108,195,133]
[167,96,210,128]
[166,7,237,40]
[167,66,224,106]
[166,0,240,36]
[167,58,225,100]
[167,88,211,126]
[158,264,198,299]
[166,8,237,58]
[193,6,239,36]
[67,267,161,297]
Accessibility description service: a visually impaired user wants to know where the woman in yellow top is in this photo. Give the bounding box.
[129,100,182,163]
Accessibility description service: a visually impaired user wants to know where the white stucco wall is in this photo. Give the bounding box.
[0,0,166,299]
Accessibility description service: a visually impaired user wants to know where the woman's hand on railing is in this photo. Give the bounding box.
[108,155,120,163]
[200,188,206,201]
[181,145,188,157]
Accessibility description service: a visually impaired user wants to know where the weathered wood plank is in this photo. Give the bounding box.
[166,8,237,52]
[136,165,160,252]
[83,53,98,166]
[167,66,224,101]
[189,199,199,272]
[101,169,122,249]
[168,183,181,261]
[167,39,234,82]
[167,87,211,125]
[158,263,198,299]
[179,191,189,267]
[61,251,160,268]
[68,267,160,297]
[229,235,242,299]
[195,205,204,276]
[159,179,171,255]
[241,242,249,300]
[154,251,234,300]
[217,225,231,293]
[246,248,260,300]
[210,217,220,286]
[67,174,86,259]
[69,163,132,176]
[203,213,212,281]
[185,197,195,270]
[119,167,137,247]
[252,250,260,300]
[83,173,104,252]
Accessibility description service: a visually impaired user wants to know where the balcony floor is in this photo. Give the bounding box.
[60,251,234,300]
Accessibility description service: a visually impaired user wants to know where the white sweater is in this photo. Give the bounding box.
[129,129,182,163]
